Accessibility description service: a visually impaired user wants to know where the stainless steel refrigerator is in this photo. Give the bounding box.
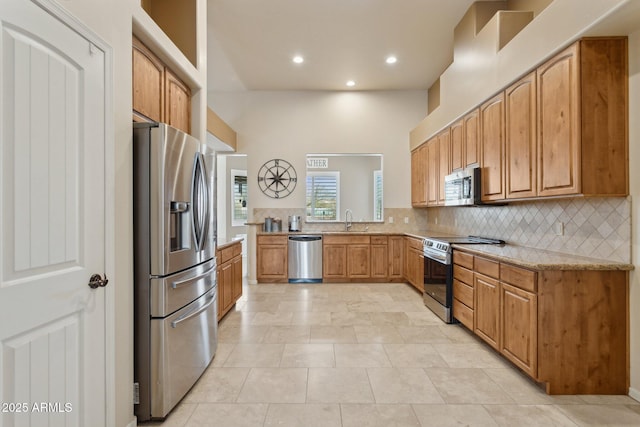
[133,123,217,421]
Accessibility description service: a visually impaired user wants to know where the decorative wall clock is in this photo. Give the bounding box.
[257,158,297,199]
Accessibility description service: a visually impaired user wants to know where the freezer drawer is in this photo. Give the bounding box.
[150,258,216,317]
[149,286,218,419]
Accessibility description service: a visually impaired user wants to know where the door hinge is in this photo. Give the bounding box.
[133,382,140,405]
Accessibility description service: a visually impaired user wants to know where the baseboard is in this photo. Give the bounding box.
[248,279,258,285]
[126,417,137,427]
[629,387,640,402]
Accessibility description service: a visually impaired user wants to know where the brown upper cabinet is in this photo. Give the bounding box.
[426,138,439,206]
[450,119,464,172]
[505,72,537,199]
[537,38,627,197]
[132,36,191,135]
[437,129,451,205]
[463,109,480,168]
[132,37,164,124]
[450,109,480,173]
[410,144,428,207]
[480,93,505,202]
[410,37,628,206]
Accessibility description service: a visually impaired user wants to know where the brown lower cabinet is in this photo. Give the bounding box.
[256,233,405,284]
[452,249,628,394]
[256,234,288,283]
[404,236,424,292]
[217,240,243,321]
[323,235,371,282]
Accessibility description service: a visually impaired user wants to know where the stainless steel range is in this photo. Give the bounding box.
[422,235,503,323]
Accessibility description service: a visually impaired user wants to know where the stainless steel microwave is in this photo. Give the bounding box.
[444,167,482,206]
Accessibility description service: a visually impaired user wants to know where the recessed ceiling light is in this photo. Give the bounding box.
[386,56,397,64]
[292,55,304,64]
[346,80,356,87]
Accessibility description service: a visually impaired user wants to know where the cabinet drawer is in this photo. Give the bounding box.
[475,256,499,279]
[453,279,474,308]
[371,236,388,245]
[453,298,474,330]
[405,237,423,251]
[324,235,370,245]
[257,235,287,245]
[453,250,474,269]
[219,246,234,263]
[500,264,537,292]
[453,264,473,285]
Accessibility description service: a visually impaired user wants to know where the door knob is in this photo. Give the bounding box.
[88,273,108,289]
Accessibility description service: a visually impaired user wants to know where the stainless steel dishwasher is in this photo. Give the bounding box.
[288,235,323,283]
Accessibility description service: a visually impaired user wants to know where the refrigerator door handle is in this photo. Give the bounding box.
[170,290,216,328]
[191,153,209,252]
[171,264,216,289]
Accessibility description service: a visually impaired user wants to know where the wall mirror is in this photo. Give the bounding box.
[306,153,383,223]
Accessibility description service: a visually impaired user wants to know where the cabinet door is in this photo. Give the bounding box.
[404,239,414,284]
[437,129,451,205]
[388,236,404,279]
[537,43,580,197]
[506,72,537,199]
[414,250,424,292]
[323,244,347,280]
[220,261,233,313]
[463,109,480,168]
[347,245,371,279]
[501,283,537,377]
[232,255,243,300]
[474,273,500,350]
[371,244,388,279]
[257,244,287,281]
[480,93,505,201]
[407,247,424,292]
[450,120,464,171]
[411,146,427,206]
[217,264,223,321]
[165,68,191,135]
[132,37,164,122]
[426,139,439,206]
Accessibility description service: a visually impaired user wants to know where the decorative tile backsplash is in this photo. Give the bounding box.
[252,208,427,233]
[253,197,631,263]
[423,197,631,263]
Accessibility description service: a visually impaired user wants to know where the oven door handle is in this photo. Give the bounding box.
[171,291,216,328]
[423,250,449,264]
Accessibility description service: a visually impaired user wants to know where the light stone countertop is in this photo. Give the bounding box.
[216,236,244,250]
[452,243,634,271]
[255,230,633,271]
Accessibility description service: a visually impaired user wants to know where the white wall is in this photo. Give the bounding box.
[411,0,633,147]
[208,90,428,215]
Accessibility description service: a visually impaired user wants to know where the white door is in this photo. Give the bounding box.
[0,1,107,426]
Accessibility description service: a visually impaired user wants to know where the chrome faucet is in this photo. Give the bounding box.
[345,208,353,231]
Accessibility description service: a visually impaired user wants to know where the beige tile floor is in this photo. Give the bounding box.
[148,282,640,427]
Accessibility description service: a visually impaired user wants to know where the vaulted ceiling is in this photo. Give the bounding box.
[207,0,483,91]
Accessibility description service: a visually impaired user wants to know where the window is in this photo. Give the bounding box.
[306,172,340,221]
[231,169,247,226]
[373,170,383,221]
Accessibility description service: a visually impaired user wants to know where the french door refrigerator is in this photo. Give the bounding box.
[133,123,218,421]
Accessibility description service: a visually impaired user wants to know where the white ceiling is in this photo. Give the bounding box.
[207,0,481,92]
